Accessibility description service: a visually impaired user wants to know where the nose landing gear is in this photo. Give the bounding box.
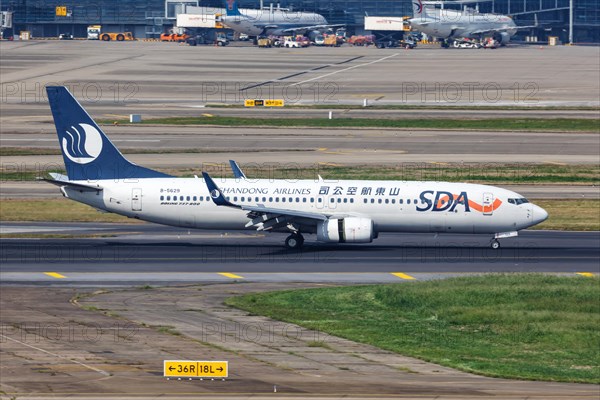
[491,240,500,249]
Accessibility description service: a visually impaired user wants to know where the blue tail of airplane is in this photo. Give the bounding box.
[223,0,242,16]
[46,86,171,181]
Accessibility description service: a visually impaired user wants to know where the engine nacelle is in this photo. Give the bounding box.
[317,217,374,243]
[494,31,511,44]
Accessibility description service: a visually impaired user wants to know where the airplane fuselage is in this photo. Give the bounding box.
[222,9,328,36]
[64,178,545,235]
[410,11,517,40]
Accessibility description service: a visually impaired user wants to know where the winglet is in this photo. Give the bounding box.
[202,172,239,208]
[229,160,247,179]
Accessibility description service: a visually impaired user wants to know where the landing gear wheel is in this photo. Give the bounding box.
[285,234,304,249]
[491,240,500,249]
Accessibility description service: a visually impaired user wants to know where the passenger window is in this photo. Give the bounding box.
[399,199,403,204]
[276,197,279,202]
[303,198,307,203]
[310,198,315,203]
[407,199,411,204]
[167,196,171,201]
[160,196,164,201]
[193,196,197,201]
[180,196,184,201]
[296,197,300,202]
[371,199,375,204]
[282,198,286,202]
[350,199,354,203]
[378,199,382,204]
[391,199,395,204]
[385,199,389,204]
[330,198,335,203]
[318,198,322,203]
[269,197,273,202]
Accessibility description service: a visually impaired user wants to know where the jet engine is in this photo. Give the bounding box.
[317,217,374,243]
[493,31,511,45]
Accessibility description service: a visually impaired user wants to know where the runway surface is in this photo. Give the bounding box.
[2,41,599,106]
[1,225,598,285]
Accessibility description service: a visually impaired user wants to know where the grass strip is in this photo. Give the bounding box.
[0,199,597,231]
[0,199,144,223]
[2,163,599,185]
[100,117,600,132]
[225,274,600,383]
[206,104,600,111]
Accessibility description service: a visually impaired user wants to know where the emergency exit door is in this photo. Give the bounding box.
[132,188,142,211]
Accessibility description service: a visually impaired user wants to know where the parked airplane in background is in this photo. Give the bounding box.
[409,0,532,47]
[44,86,548,249]
[220,0,339,39]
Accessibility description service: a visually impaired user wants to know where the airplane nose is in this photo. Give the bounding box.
[532,204,549,225]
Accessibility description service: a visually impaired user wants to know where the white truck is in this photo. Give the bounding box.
[364,16,415,49]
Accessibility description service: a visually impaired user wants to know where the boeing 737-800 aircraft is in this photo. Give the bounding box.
[220,0,338,38]
[44,87,548,249]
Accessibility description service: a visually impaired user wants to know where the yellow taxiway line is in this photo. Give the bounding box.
[44,272,66,279]
[219,272,244,279]
[391,272,416,280]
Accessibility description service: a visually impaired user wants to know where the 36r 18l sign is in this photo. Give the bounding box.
[163,360,228,378]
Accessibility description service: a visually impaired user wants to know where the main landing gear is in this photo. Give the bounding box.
[490,240,500,249]
[285,233,304,249]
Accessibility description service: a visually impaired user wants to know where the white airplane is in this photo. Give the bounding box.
[409,0,528,47]
[220,0,338,38]
[44,86,548,249]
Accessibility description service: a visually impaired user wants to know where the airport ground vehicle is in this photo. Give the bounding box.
[364,16,414,49]
[160,32,190,42]
[58,33,73,40]
[258,37,273,47]
[314,34,340,46]
[284,38,300,48]
[44,86,549,250]
[452,39,481,48]
[187,32,229,46]
[100,32,135,41]
[348,35,374,46]
[87,25,101,40]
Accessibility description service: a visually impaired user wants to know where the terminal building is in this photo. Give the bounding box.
[1,0,598,43]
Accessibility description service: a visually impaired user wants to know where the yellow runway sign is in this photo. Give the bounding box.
[245,99,284,107]
[164,360,228,378]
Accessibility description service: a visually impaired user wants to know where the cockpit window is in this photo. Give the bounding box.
[508,198,529,205]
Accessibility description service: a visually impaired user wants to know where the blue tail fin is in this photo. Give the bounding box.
[223,0,242,16]
[47,86,171,181]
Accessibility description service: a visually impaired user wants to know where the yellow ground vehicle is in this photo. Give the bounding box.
[257,38,273,48]
[100,32,135,41]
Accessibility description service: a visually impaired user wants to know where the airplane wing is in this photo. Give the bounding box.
[229,160,247,179]
[39,173,103,192]
[280,24,345,33]
[203,172,329,231]
[469,22,538,35]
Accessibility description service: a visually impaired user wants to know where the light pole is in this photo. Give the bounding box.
[569,0,573,44]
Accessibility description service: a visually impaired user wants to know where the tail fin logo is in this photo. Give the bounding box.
[62,123,103,165]
[226,0,235,10]
[413,0,423,13]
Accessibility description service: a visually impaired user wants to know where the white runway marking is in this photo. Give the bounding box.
[289,53,400,87]
[0,334,111,376]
